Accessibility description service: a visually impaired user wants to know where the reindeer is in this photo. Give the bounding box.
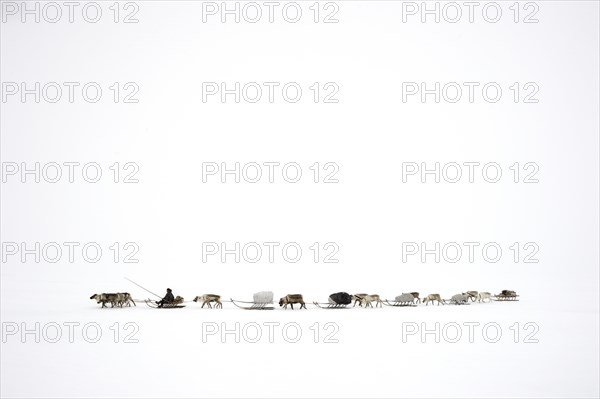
[477,292,493,302]
[279,294,306,310]
[117,292,136,307]
[423,294,445,306]
[462,291,478,302]
[361,294,383,308]
[90,293,119,308]
[193,294,222,308]
[352,293,368,307]
[90,293,108,308]
[410,292,421,304]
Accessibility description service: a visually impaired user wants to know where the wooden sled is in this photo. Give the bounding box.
[230,299,274,310]
[145,299,186,308]
[494,295,520,302]
[446,300,471,305]
[313,302,349,309]
[383,300,417,307]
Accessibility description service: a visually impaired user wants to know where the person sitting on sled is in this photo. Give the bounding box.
[156,288,174,308]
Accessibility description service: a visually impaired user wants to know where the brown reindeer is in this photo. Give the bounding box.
[462,291,478,302]
[352,293,368,307]
[410,292,421,304]
[423,294,445,306]
[279,294,306,310]
[477,292,493,302]
[90,293,119,308]
[117,292,136,307]
[193,294,222,309]
[361,294,383,308]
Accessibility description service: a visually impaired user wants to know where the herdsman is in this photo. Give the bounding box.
[156,288,175,308]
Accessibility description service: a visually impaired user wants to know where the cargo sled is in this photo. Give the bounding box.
[313,292,352,309]
[494,290,519,301]
[383,293,417,307]
[230,291,274,310]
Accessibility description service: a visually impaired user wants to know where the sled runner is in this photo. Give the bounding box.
[383,300,416,307]
[145,299,186,308]
[446,301,470,305]
[445,294,471,305]
[230,291,274,310]
[230,300,274,310]
[312,302,349,309]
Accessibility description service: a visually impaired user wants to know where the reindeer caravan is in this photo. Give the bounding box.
[231,291,275,310]
[313,292,353,308]
[90,278,520,310]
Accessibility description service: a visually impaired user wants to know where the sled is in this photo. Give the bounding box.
[494,290,519,301]
[446,300,470,305]
[230,299,274,310]
[383,300,416,307]
[145,299,186,308]
[314,292,353,309]
[312,302,349,309]
[494,294,519,301]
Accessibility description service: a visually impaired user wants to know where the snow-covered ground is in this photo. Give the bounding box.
[1,265,598,398]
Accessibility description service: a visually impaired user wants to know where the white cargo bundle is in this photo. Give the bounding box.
[253,291,273,304]
[451,294,468,304]
[395,293,415,303]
